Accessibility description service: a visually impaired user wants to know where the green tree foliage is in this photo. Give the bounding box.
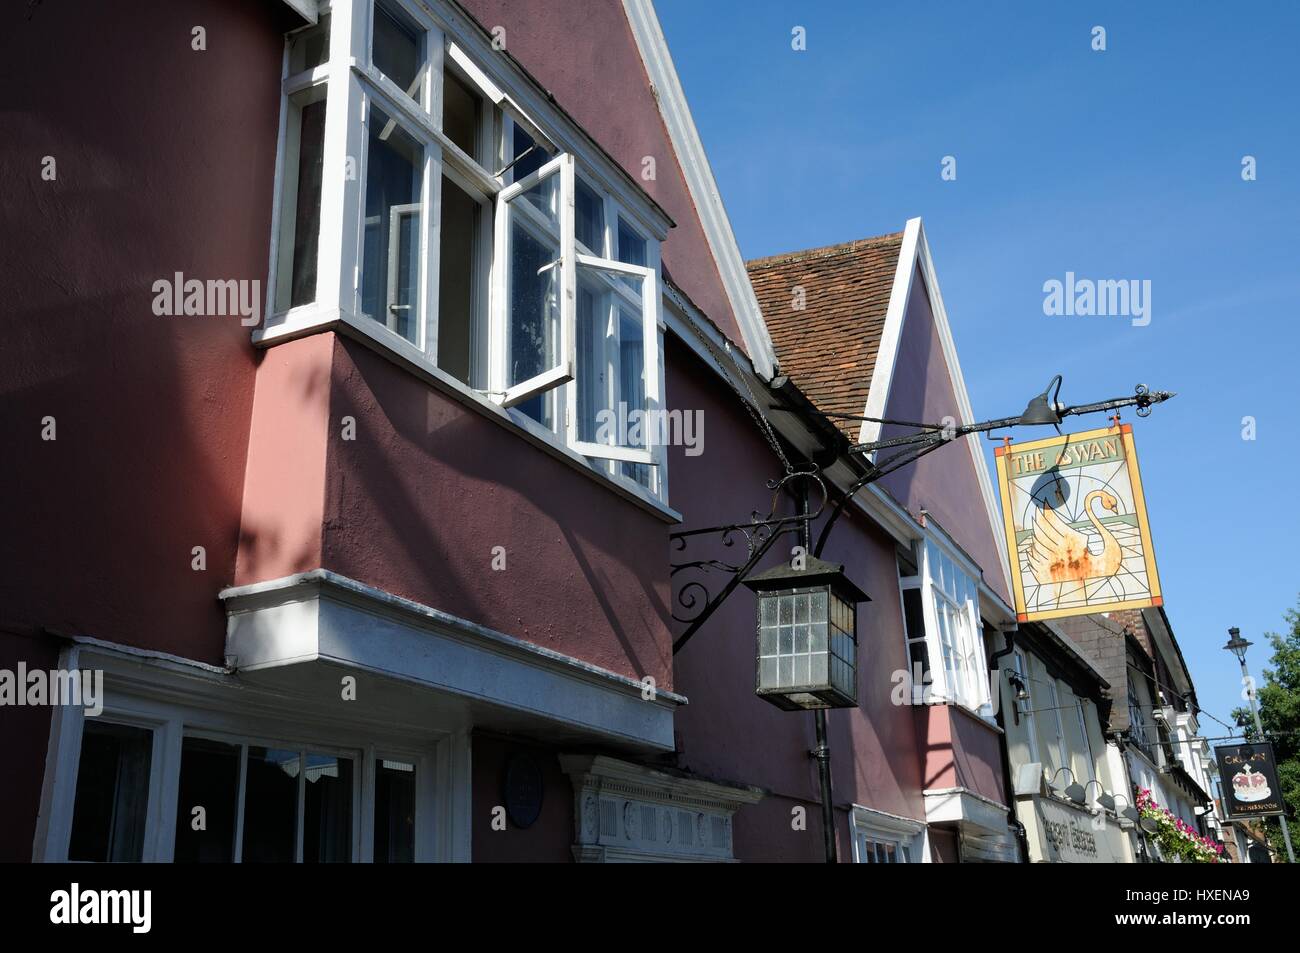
[1231,600,1300,862]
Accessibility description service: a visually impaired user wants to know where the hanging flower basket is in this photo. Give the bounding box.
[1136,788,1226,863]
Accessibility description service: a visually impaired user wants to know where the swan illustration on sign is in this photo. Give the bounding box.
[994,424,1162,623]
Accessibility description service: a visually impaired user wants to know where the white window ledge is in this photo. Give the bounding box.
[252,305,682,524]
[220,569,686,752]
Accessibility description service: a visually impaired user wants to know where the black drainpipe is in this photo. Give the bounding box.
[989,626,1029,863]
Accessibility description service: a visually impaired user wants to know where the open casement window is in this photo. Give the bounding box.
[493,153,575,418]
[569,255,659,465]
[266,4,667,501]
[919,538,990,713]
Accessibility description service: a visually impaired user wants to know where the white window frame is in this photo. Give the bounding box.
[916,537,991,714]
[260,0,669,503]
[1013,650,1039,764]
[849,805,927,863]
[33,649,463,863]
[1074,697,1097,785]
[1042,677,1065,772]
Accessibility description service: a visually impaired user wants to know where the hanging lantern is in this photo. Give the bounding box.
[744,555,869,711]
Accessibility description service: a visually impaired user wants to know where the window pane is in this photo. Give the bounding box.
[902,587,929,679]
[303,753,353,863]
[521,171,560,233]
[507,217,560,426]
[617,217,646,267]
[616,217,647,293]
[575,269,611,443]
[361,106,424,344]
[68,722,152,863]
[373,0,425,105]
[174,737,240,863]
[374,759,416,863]
[437,174,481,385]
[443,67,481,160]
[274,89,327,313]
[510,122,547,182]
[575,178,605,253]
[242,748,299,863]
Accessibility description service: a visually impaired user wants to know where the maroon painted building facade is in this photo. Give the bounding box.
[2,0,1018,862]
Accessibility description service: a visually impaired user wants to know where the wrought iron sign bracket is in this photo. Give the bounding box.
[669,379,1173,656]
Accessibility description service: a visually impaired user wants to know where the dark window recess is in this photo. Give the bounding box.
[241,748,299,863]
[443,68,481,160]
[374,760,416,863]
[68,722,153,863]
[173,737,241,863]
[437,174,480,385]
[303,754,353,863]
[290,99,327,308]
[902,587,930,679]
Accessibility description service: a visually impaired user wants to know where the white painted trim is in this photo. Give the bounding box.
[849,803,928,863]
[857,218,920,451]
[221,569,685,751]
[856,217,1012,597]
[923,785,1011,832]
[913,222,1013,598]
[622,0,777,379]
[561,754,762,862]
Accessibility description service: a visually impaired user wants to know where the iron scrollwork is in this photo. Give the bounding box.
[669,469,827,640]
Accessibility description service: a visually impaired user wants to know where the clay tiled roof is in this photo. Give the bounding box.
[746,232,903,439]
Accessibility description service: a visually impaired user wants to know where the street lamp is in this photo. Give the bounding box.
[1098,791,1141,825]
[1047,767,1089,806]
[1223,627,1252,663]
[744,556,869,711]
[1223,627,1296,863]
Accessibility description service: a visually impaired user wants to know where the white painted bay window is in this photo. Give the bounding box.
[263,0,668,499]
[898,536,991,713]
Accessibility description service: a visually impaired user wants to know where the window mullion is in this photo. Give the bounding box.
[295,750,306,863]
[921,551,947,701]
[233,744,248,863]
[317,5,369,320]
[424,141,442,360]
[643,239,662,492]
[558,153,577,396]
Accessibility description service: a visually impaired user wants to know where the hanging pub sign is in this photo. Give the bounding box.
[994,424,1162,623]
[1216,742,1287,819]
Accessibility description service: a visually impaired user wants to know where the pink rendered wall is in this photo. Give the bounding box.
[233,335,332,584]
[456,0,745,352]
[878,267,1012,603]
[0,0,290,859]
[666,337,929,861]
[0,0,288,661]
[916,704,1007,805]
[471,733,574,862]
[317,337,675,686]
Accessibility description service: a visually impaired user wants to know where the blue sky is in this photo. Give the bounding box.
[657,1,1300,734]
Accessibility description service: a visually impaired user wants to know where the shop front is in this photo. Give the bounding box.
[1014,764,1136,863]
